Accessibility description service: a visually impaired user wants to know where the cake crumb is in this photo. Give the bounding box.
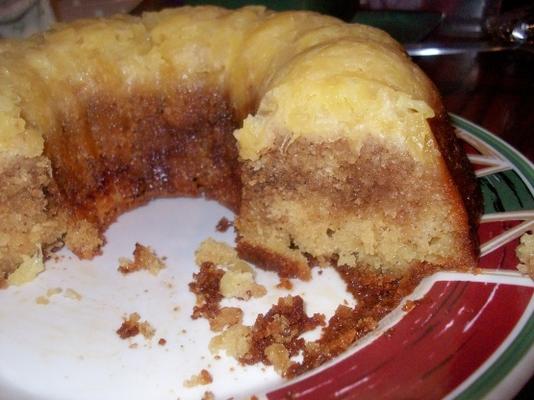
[276,278,293,290]
[209,324,252,359]
[240,296,325,376]
[35,295,49,305]
[190,262,225,321]
[47,287,62,297]
[209,307,243,332]
[190,244,264,332]
[129,343,138,349]
[117,313,141,339]
[216,217,233,232]
[195,238,239,267]
[36,286,63,304]
[64,288,82,301]
[516,232,534,278]
[183,369,213,387]
[116,313,156,340]
[158,338,167,346]
[118,243,166,275]
[138,320,156,339]
[202,391,215,400]
[7,249,44,286]
[220,266,267,300]
[402,299,421,312]
[194,238,266,301]
[265,343,291,375]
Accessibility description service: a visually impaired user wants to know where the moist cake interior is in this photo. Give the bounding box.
[237,135,472,279]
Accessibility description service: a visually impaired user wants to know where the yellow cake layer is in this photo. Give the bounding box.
[1,6,439,162]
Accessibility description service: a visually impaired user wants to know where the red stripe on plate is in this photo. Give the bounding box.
[471,163,490,171]
[478,221,521,269]
[463,142,482,156]
[268,281,532,399]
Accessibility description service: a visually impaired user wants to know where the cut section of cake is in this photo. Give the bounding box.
[234,38,481,279]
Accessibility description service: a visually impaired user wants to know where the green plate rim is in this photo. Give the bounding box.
[450,113,534,400]
[451,114,534,189]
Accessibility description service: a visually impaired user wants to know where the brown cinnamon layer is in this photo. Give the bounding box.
[43,87,241,257]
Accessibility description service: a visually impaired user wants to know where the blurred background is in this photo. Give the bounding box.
[1,1,532,54]
[0,1,532,40]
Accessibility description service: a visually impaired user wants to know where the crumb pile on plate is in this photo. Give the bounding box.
[190,238,267,332]
[0,5,481,288]
[189,239,436,378]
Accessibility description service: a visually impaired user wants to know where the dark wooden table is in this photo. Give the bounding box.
[415,50,534,162]
[415,48,534,400]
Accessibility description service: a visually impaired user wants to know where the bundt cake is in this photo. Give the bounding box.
[0,6,481,287]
